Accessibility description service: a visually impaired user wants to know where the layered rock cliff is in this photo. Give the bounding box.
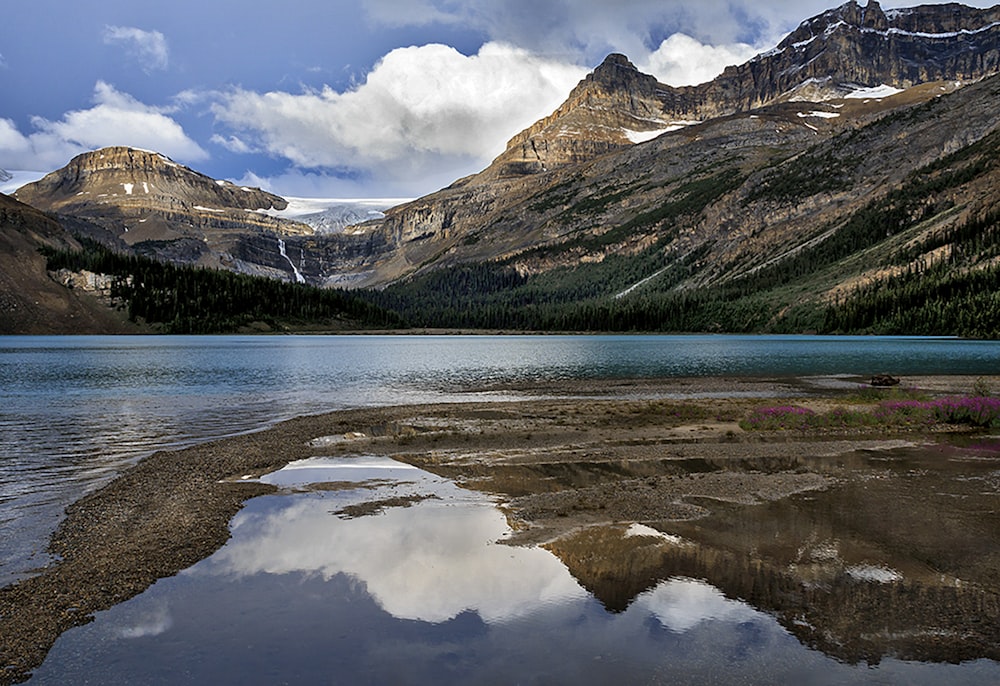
[15,146,316,279]
[489,0,1000,177]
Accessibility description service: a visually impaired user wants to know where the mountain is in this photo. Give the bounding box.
[8,1,1000,334]
[14,147,321,282]
[0,193,141,333]
[0,169,11,184]
[491,0,1000,178]
[315,0,1000,336]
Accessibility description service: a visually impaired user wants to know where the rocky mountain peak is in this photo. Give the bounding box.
[484,1,1000,180]
[0,168,11,184]
[780,1,896,44]
[14,146,313,280]
[587,53,643,84]
[484,54,681,178]
[17,146,287,213]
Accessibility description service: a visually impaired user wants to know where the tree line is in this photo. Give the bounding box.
[44,239,403,333]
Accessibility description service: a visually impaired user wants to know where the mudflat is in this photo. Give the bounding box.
[2,375,999,684]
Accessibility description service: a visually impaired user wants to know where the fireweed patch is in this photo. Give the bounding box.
[741,396,1000,431]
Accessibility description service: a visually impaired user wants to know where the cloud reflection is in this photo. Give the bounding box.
[636,577,762,633]
[200,495,586,624]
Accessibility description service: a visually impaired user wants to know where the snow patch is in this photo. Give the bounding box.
[142,182,149,194]
[122,183,134,195]
[623,121,697,144]
[844,84,904,99]
[797,111,841,119]
[846,564,903,583]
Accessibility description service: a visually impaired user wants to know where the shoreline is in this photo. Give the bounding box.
[2,374,999,684]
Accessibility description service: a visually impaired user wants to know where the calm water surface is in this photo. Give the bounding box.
[3,333,1000,584]
[4,334,1000,683]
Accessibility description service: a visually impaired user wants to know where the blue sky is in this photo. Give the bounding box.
[1,1,994,198]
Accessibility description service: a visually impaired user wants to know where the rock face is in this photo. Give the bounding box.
[0,193,140,333]
[0,169,11,184]
[16,146,286,216]
[491,1,1000,177]
[15,147,315,280]
[489,54,689,177]
[10,2,1000,297]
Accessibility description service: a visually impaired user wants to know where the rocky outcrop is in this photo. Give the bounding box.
[0,193,140,333]
[0,169,11,184]
[488,54,690,177]
[16,146,291,218]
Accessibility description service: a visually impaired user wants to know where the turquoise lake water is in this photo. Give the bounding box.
[3,333,1000,585]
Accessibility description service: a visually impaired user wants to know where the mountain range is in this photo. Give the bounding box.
[4,0,1000,334]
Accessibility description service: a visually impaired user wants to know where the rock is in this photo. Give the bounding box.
[491,1,1000,178]
[871,374,901,387]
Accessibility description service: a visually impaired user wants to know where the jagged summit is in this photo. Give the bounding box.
[765,0,1000,88]
[487,54,688,177]
[489,1,1000,178]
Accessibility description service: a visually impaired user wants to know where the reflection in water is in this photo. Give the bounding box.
[30,452,1000,685]
[205,457,586,623]
[635,577,761,632]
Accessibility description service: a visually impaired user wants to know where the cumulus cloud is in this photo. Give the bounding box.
[212,41,586,188]
[640,34,761,86]
[103,25,170,72]
[361,0,808,63]
[0,82,207,171]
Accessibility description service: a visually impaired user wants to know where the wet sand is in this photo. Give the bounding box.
[1,374,998,684]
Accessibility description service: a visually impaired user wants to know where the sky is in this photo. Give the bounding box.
[1,0,995,198]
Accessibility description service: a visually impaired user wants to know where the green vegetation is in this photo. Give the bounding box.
[44,240,403,333]
[746,150,860,203]
[740,395,1000,432]
[39,108,1000,337]
[359,119,1000,336]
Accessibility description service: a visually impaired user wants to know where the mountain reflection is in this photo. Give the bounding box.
[545,460,1000,667]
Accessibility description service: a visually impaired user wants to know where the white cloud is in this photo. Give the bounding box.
[0,82,207,171]
[361,0,807,63]
[210,133,256,155]
[640,34,762,86]
[103,25,170,72]
[212,41,586,187]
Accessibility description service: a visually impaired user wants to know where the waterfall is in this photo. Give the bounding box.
[277,238,306,284]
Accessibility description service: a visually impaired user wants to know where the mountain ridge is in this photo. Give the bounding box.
[5,1,1000,334]
[13,146,325,282]
[489,0,1000,179]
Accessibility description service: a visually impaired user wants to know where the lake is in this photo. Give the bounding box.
[4,334,1000,684]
